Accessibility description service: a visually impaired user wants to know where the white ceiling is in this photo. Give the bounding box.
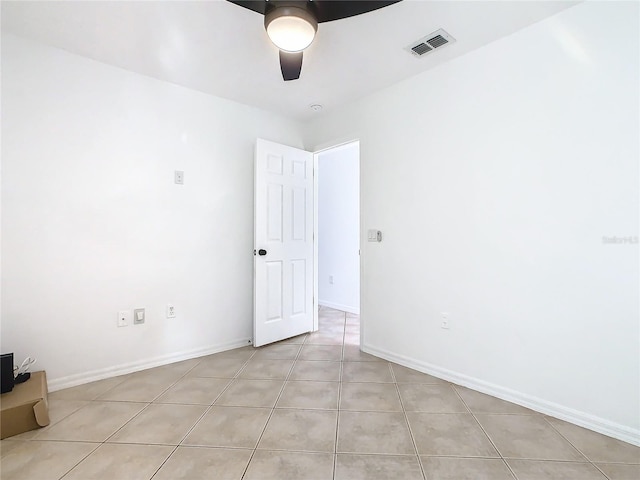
[2,0,578,120]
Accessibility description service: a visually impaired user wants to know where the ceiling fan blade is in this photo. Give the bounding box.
[226,0,267,15]
[279,50,303,81]
[313,1,401,23]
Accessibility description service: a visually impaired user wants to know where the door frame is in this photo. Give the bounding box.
[312,139,361,344]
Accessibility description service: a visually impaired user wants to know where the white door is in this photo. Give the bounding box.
[254,139,314,347]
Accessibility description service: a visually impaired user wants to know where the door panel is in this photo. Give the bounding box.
[266,261,283,321]
[291,259,306,315]
[267,184,283,241]
[292,186,307,240]
[254,139,314,347]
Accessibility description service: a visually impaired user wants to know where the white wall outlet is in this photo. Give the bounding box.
[117,310,131,328]
[167,304,176,318]
[329,275,334,285]
[441,312,450,330]
[174,170,184,185]
[133,308,145,325]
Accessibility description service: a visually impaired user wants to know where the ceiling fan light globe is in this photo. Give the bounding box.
[265,7,318,53]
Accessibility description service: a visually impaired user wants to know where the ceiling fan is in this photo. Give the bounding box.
[228,0,401,81]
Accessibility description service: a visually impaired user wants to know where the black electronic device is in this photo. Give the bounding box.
[1,353,15,394]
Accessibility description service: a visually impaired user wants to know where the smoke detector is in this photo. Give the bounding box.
[406,29,455,58]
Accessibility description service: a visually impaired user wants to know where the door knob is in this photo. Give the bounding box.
[258,249,267,256]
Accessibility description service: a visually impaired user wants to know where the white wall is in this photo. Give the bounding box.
[317,142,360,314]
[303,2,640,443]
[1,33,304,389]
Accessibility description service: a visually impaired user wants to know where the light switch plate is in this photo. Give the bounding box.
[367,229,382,242]
[133,308,145,325]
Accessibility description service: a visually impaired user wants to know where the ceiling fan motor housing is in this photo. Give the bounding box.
[264,5,318,52]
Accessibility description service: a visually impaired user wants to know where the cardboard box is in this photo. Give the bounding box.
[0,371,50,439]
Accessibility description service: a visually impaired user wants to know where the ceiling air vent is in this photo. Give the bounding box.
[411,43,432,56]
[406,29,455,58]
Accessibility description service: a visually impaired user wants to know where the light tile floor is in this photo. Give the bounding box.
[1,306,639,479]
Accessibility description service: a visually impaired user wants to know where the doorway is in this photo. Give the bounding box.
[315,141,361,342]
[253,138,360,347]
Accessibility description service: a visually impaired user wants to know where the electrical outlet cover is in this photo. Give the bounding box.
[117,310,131,327]
[167,304,176,318]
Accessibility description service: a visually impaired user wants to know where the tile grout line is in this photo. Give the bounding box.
[333,310,347,480]
[103,352,253,445]
[55,442,102,480]
[541,416,614,479]
[591,463,614,480]
[147,445,180,480]
[97,358,209,445]
[29,369,145,443]
[28,403,100,442]
[47,371,130,405]
[239,340,304,480]
[58,351,253,480]
[450,385,518,480]
[113,354,205,403]
[147,354,259,480]
[389,364,428,480]
[172,355,253,443]
[52,393,153,479]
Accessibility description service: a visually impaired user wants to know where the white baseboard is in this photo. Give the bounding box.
[48,338,252,392]
[318,300,360,315]
[362,343,640,447]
